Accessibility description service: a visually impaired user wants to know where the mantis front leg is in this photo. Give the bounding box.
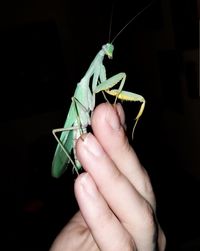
[95,72,126,97]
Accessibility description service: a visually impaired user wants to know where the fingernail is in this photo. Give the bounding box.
[83,133,104,157]
[79,173,97,198]
[106,104,121,130]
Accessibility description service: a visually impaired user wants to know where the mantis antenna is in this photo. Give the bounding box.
[111,1,153,44]
[108,3,114,43]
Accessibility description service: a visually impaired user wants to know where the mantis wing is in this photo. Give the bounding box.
[52,81,92,177]
[52,130,74,177]
[51,102,77,178]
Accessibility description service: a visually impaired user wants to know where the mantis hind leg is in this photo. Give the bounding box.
[52,97,90,175]
[52,126,83,175]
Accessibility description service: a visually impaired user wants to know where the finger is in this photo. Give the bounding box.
[91,102,156,208]
[115,103,166,250]
[49,212,91,251]
[76,133,157,251]
[75,172,134,251]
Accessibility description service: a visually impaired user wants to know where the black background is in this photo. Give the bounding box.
[0,0,199,250]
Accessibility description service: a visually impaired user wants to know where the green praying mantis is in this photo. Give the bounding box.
[51,4,151,178]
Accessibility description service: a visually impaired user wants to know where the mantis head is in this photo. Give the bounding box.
[102,43,114,59]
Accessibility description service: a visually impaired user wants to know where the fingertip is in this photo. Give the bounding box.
[91,102,126,132]
[91,102,111,124]
[74,172,88,196]
[74,172,94,201]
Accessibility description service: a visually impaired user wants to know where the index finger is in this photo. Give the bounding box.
[91,102,156,209]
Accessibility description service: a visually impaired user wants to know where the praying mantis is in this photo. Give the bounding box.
[51,4,151,178]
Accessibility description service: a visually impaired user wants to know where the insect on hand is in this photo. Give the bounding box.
[51,3,152,178]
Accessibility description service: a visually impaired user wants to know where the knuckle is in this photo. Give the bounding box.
[141,167,156,208]
[141,201,156,232]
[111,234,136,251]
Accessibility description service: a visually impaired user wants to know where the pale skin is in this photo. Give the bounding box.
[50,103,166,251]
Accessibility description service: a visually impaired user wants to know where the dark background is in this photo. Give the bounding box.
[0,0,199,250]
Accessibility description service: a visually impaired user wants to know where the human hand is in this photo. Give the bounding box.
[50,103,166,251]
